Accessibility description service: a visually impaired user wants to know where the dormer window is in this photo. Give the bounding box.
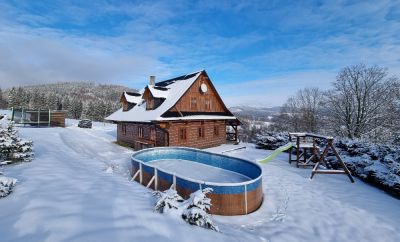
[146,99,154,110]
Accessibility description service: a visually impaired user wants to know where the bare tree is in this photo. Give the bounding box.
[276,87,324,132]
[326,64,399,140]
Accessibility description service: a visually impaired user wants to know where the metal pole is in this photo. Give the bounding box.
[48,109,51,127]
[37,109,40,127]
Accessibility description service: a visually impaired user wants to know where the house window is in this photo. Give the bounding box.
[138,126,144,138]
[214,125,219,136]
[205,99,211,110]
[191,97,197,110]
[198,126,205,138]
[122,124,127,135]
[179,128,187,141]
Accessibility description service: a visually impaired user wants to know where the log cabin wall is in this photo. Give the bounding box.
[170,73,227,114]
[117,122,166,150]
[168,120,226,149]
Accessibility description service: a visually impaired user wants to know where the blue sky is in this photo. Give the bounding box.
[0,0,399,106]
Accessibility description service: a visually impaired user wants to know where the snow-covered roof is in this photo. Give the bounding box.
[147,85,169,99]
[123,92,143,104]
[106,70,237,122]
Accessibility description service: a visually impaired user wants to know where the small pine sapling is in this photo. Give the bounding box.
[0,175,17,198]
[153,185,184,213]
[181,188,219,232]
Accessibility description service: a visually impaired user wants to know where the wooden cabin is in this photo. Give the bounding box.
[106,70,240,150]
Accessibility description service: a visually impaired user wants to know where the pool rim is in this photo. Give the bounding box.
[131,146,263,187]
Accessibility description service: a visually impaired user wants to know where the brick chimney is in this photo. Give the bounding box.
[149,76,156,86]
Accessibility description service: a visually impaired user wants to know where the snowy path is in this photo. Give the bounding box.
[0,122,399,242]
[149,159,250,183]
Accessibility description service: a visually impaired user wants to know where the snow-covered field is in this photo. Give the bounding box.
[1,120,399,242]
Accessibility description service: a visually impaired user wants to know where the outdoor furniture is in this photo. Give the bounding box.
[289,132,354,183]
[288,133,319,168]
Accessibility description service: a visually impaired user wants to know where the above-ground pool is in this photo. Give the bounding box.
[131,147,263,215]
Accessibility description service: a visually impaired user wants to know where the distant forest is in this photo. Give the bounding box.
[0,82,133,121]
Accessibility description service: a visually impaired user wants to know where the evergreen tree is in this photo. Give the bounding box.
[46,93,58,110]
[62,97,70,113]
[7,87,17,108]
[70,99,83,119]
[0,88,6,109]
[0,121,34,165]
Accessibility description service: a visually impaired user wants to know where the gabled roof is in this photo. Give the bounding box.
[123,91,143,104]
[106,70,236,122]
[146,85,169,99]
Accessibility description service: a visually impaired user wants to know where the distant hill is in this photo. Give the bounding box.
[229,105,281,120]
[2,81,135,121]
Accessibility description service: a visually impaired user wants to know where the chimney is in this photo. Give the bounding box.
[149,76,156,86]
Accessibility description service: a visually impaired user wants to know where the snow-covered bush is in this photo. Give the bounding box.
[153,186,184,213]
[181,188,219,232]
[255,131,289,150]
[153,187,219,232]
[254,132,400,197]
[334,139,400,197]
[0,120,34,165]
[0,174,17,198]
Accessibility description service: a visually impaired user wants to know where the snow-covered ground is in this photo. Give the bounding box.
[0,120,399,242]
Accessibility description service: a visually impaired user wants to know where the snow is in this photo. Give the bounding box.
[106,71,202,122]
[106,71,237,122]
[148,159,250,183]
[0,122,399,242]
[147,85,169,99]
[123,91,143,104]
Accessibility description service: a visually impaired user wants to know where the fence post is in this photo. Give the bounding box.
[37,109,40,127]
[48,109,51,127]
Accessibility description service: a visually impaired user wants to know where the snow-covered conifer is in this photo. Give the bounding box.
[153,186,184,213]
[0,175,17,198]
[181,188,219,232]
[0,120,34,165]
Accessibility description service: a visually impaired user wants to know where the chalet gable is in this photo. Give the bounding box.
[163,72,233,117]
[106,70,237,122]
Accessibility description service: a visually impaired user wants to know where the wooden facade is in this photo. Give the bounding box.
[117,120,228,150]
[110,70,240,150]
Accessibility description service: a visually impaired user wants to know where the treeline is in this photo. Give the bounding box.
[0,82,133,121]
[270,64,400,144]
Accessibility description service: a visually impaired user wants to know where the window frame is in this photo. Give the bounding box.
[213,125,219,136]
[190,97,197,110]
[179,128,187,141]
[138,126,144,138]
[198,126,205,139]
[205,98,211,110]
